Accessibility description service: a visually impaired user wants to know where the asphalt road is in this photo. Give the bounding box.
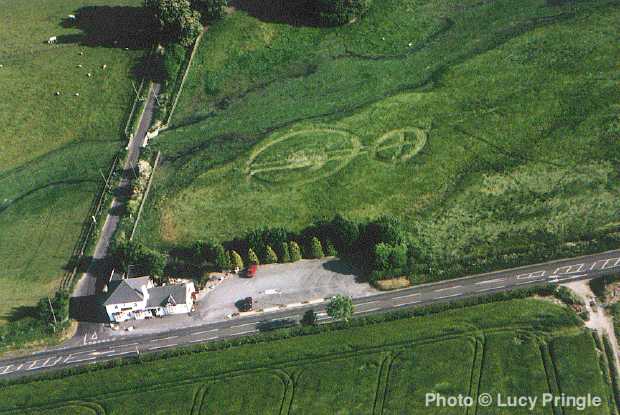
[1,249,619,380]
[72,83,161,299]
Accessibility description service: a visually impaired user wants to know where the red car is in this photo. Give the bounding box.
[245,264,257,278]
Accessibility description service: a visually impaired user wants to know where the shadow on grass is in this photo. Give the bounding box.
[57,6,157,50]
[229,0,325,27]
[7,306,39,323]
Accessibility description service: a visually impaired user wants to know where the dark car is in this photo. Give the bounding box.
[238,296,254,312]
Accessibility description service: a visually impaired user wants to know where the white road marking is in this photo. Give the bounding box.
[553,263,585,275]
[392,293,419,300]
[189,336,219,344]
[434,285,462,292]
[394,301,420,307]
[436,293,462,299]
[70,357,97,364]
[475,278,505,285]
[192,329,219,335]
[516,270,546,280]
[150,336,178,343]
[359,300,379,305]
[230,322,255,329]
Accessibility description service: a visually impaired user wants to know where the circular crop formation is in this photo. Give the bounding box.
[246,127,427,185]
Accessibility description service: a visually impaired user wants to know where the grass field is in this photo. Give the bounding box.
[0,299,615,414]
[0,0,145,322]
[135,0,620,277]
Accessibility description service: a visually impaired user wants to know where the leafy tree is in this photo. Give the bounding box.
[113,240,166,276]
[229,250,244,270]
[37,290,70,328]
[278,241,291,263]
[308,237,325,259]
[330,214,359,254]
[289,241,302,262]
[316,0,373,26]
[326,294,354,321]
[191,240,207,263]
[264,245,278,264]
[373,242,408,273]
[301,309,317,326]
[324,238,338,257]
[144,0,202,46]
[198,0,227,20]
[247,248,260,265]
[214,244,231,270]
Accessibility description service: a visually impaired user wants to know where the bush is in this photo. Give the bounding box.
[162,43,187,82]
[326,294,354,321]
[198,0,227,20]
[289,241,302,262]
[317,0,373,26]
[308,237,325,259]
[264,245,278,264]
[554,286,584,306]
[324,239,337,257]
[301,309,317,326]
[247,248,260,265]
[214,243,231,271]
[277,242,291,263]
[229,250,244,270]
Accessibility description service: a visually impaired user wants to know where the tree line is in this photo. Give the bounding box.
[144,0,374,48]
[114,214,415,284]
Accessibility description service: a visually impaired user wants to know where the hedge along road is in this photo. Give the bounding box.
[1,248,619,381]
[71,84,161,333]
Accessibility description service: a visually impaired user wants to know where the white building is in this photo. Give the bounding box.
[102,277,195,323]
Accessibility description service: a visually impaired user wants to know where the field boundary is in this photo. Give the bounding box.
[130,151,161,241]
[161,31,204,130]
[60,152,120,291]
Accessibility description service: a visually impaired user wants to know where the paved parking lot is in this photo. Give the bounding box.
[197,258,378,321]
[101,258,377,338]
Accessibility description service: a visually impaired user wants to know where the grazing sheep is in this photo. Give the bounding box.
[79,51,84,56]
[74,92,80,97]
[77,64,82,68]
[0,64,3,68]
[102,64,107,70]
[54,91,61,96]
[68,14,76,20]
[87,72,92,77]
[47,36,57,44]
[408,42,413,47]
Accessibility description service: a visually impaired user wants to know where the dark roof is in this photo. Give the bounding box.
[146,284,187,308]
[102,278,149,306]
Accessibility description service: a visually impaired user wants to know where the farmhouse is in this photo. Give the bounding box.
[102,277,195,323]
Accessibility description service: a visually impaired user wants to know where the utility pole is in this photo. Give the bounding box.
[47,297,57,332]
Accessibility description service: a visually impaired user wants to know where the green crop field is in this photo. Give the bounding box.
[0,299,616,414]
[135,0,620,277]
[0,0,146,322]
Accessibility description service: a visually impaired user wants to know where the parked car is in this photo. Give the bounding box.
[245,264,257,278]
[238,297,254,312]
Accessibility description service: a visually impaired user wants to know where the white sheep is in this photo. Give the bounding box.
[87,72,92,77]
[77,64,82,68]
[54,91,61,96]
[74,92,80,97]
[102,64,107,70]
[47,36,57,44]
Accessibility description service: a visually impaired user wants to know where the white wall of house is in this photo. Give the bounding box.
[105,299,147,322]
